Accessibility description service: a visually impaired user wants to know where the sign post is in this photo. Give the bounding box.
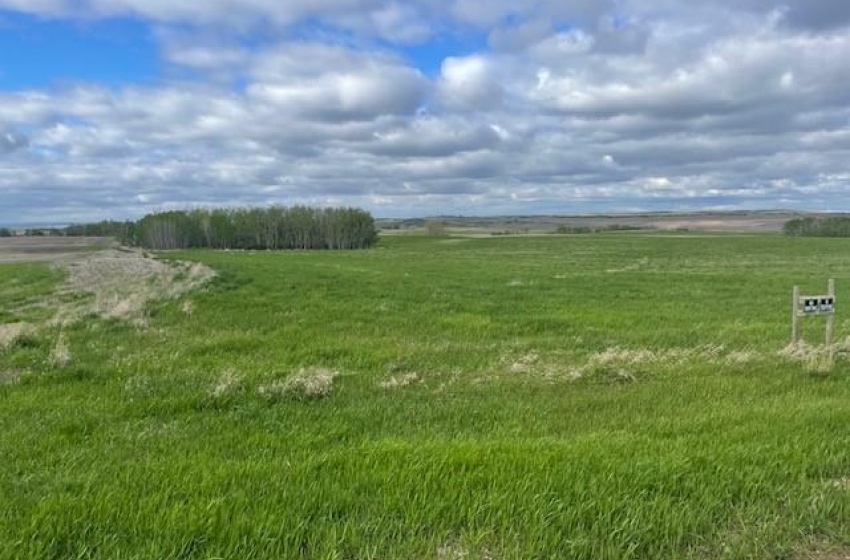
[792,279,836,346]
[826,278,835,347]
[792,285,800,344]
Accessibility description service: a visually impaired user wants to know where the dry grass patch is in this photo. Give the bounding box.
[724,349,759,365]
[0,322,35,351]
[209,369,244,399]
[378,372,423,389]
[497,344,764,383]
[498,350,560,379]
[507,351,539,374]
[572,344,752,381]
[778,340,850,373]
[258,367,339,401]
[794,537,850,560]
[51,249,215,326]
[586,344,742,369]
[49,331,71,367]
[825,477,850,490]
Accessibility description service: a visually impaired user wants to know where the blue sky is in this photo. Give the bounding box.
[1,0,850,224]
[0,13,158,89]
[0,8,486,89]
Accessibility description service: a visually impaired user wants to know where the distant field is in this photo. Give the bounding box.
[0,236,115,264]
[1,233,849,559]
[377,211,835,234]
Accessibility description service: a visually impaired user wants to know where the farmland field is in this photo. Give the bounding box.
[1,233,850,559]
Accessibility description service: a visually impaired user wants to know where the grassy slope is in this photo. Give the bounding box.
[1,234,849,559]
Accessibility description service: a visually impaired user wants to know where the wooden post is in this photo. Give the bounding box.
[792,285,800,345]
[826,279,835,347]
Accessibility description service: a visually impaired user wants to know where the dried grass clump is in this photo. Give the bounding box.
[258,367,339,401]
[378,372,423,389]
[724,349,759,365]
[589,347,657,367]
[694,344,722,360]
[437,542,470,560]
[564,344,762,382]
[495,344,768,386]
[437,540,496,560]
[826,477,850,490]
[508,352,539,374]
[779,342,843,373]
[0,322,35,351]
[50,331,71,367]
[210,369,243,399]
[587,344,752,370]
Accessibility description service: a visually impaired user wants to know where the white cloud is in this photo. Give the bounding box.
[1,0,850,222]
[437,55,503,111]
[527,30,850,119]
[367,3,433,43]
[248,44,428,121]
[161,40,251,74]
[363,115,504,157]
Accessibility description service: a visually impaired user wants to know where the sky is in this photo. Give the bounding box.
[1,1,850,224]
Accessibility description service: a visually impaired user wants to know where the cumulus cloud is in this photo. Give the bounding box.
[437,55,504,111]
[362,116,504,157]
[528,28,850,119]
[247,44,428,122]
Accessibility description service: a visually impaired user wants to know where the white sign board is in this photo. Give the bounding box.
[799,295,835,316]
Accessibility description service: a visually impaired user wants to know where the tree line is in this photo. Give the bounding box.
[783,216,850,237]
[61,206,378,250]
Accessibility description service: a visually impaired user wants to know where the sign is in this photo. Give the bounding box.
[792,280,836,346]
[799,295,835,315]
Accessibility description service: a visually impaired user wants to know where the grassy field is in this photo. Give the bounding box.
[1,233,850,559]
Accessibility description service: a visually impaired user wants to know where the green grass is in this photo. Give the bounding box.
[2,233,850,559]
[0,263,64,323]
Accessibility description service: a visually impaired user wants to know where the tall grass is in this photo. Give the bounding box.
[1,233,849,559]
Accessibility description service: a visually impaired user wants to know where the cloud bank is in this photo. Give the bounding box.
[1,0,849,223]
